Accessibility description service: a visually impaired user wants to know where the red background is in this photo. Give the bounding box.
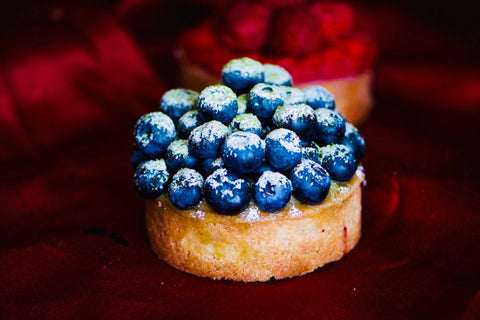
[1,1,479,318]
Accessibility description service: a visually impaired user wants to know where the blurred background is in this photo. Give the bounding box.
[0,0,479,319]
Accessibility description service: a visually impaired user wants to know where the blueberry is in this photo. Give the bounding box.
[197,85,238,124]
[265,128,302,171]
[133,112,176,158]
[263,64,293,86]
[303,86,335,110]
[160,89,199,123]
[177,110,203,139]
[339,123,365,161]
[253,171,292,212]
[313,109,346,146]
[222,131,265,174]
[168,168,204,209]
[222,57,264,93]
[237,93,248,114]
[166,139,199,171]
[131,144,148,168]
[291,159,331,204]
[204,168,251,215]
[302,145,322,164]
[247,83,284,120]
[318,144,357,182]
[272,104,316,140]
[229,113,263,136]
[202,157,225,176]
[188,120,230,159]
[278,86,304,105]
[134,159,170,199]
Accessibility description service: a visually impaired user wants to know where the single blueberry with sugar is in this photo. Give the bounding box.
[229,113,263,136]
[272,104,316,141]
[197,85,238,125]
[204,168,251,215]
[202,157,225,176]
[303,86,336,110]
[318,144,357,182]
[168,168,204,209]
[177,110,203,139]
[222,57,264,93]
[263,64,293,87]
[188,120,230,159]
[166,139,199,171]
[291,159,331,204]
[278,86,304,105]
[160,89,198,123]
[222,131,265,174]
[134,159,170,199]
[339,123,365,161]
[253,171,292,212]
[247,83,284,120]
[134,112,176,158]
[265,128,302,171]
[314,108,346,146]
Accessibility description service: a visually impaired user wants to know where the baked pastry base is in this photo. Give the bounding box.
[146,168,364,282]
[177,57,373,125]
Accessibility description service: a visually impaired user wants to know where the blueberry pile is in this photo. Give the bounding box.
[133,57,365,214]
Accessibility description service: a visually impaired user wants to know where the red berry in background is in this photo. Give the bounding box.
[269,6,323,57]
[311,2,354,43]
[218,1,271,52]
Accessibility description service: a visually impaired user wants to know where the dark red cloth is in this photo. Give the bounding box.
[1,1,479,319]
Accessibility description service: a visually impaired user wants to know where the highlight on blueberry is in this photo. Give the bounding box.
[221,131,265,174]
[229,113,263,136]
[134,112,176,158]
[188,120,230,159]
[160,89,198,123]
[166,139,199,172]
[291,159,331,204]
[314,108,346,145]
[204,168,251,215]
[247,83,284,119]
[168,168,204,209]
[263,64,293,87]
[197,85,238,124]
[237,93,248,114]
[318,144,357,182]
[134,159,170,199]
[265,128,302,171]
[253,171,292,212]
[303,86,336,110]
[222,57,264,93]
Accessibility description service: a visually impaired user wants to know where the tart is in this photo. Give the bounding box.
[132,57,366,282]
[176,1,377,124]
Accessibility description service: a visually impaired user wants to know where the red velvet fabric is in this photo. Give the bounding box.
[1,1,479,319]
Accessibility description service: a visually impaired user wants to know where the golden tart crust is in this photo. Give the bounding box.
[146,168,364,282]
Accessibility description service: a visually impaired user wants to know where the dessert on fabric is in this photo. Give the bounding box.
[176,0,377,124]
[132,57,366,282]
